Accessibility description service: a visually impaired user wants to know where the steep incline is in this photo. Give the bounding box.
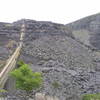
[0,22,21,71]
[66,13,100,80]
[0,19,99,100]
[66,13,100,50]
[19,20,97,100]
[0,24,25,87]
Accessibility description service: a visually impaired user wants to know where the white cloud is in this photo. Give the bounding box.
[0,0,99,24]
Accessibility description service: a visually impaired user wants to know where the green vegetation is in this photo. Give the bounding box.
[52,81,60,96]
[10,61,43,99]
[0,86,7,97]
[82,93,100,100]
[11,61,43,92]
[52,81,60,89]
[17,60,25,67]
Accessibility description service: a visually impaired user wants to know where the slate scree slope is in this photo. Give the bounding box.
[0,13,100,100]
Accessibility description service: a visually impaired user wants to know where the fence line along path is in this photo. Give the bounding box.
[0,24,25,87]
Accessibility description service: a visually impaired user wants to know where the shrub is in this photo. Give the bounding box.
[11,62,43,92]
[10,61,43,99]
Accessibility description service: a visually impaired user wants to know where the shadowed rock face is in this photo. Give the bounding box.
[66,13,100,50]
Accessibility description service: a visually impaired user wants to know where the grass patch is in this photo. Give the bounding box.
[82,93,100,100]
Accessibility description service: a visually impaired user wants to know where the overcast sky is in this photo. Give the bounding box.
[0,0,100,24]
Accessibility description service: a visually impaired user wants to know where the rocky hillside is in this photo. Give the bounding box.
[17,20,97,100]
[66,13,100,50]
[0,22,21,71]
[1,16,100,100]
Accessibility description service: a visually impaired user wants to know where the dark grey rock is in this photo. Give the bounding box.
[66,13,100,50]
[2,18,100,100]
[18,20,96,100]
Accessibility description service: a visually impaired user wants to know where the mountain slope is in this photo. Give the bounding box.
[0,18,99,100]
[0,22,21,71]
[66,13,100,50]
[17,20,97,100]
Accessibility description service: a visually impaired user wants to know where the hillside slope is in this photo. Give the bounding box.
[66,13,100,50]
[17,20,97,100]
[0,18,100,100]
[0,22,21,71]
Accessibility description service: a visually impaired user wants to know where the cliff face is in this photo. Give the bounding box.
[1,16,100,100]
